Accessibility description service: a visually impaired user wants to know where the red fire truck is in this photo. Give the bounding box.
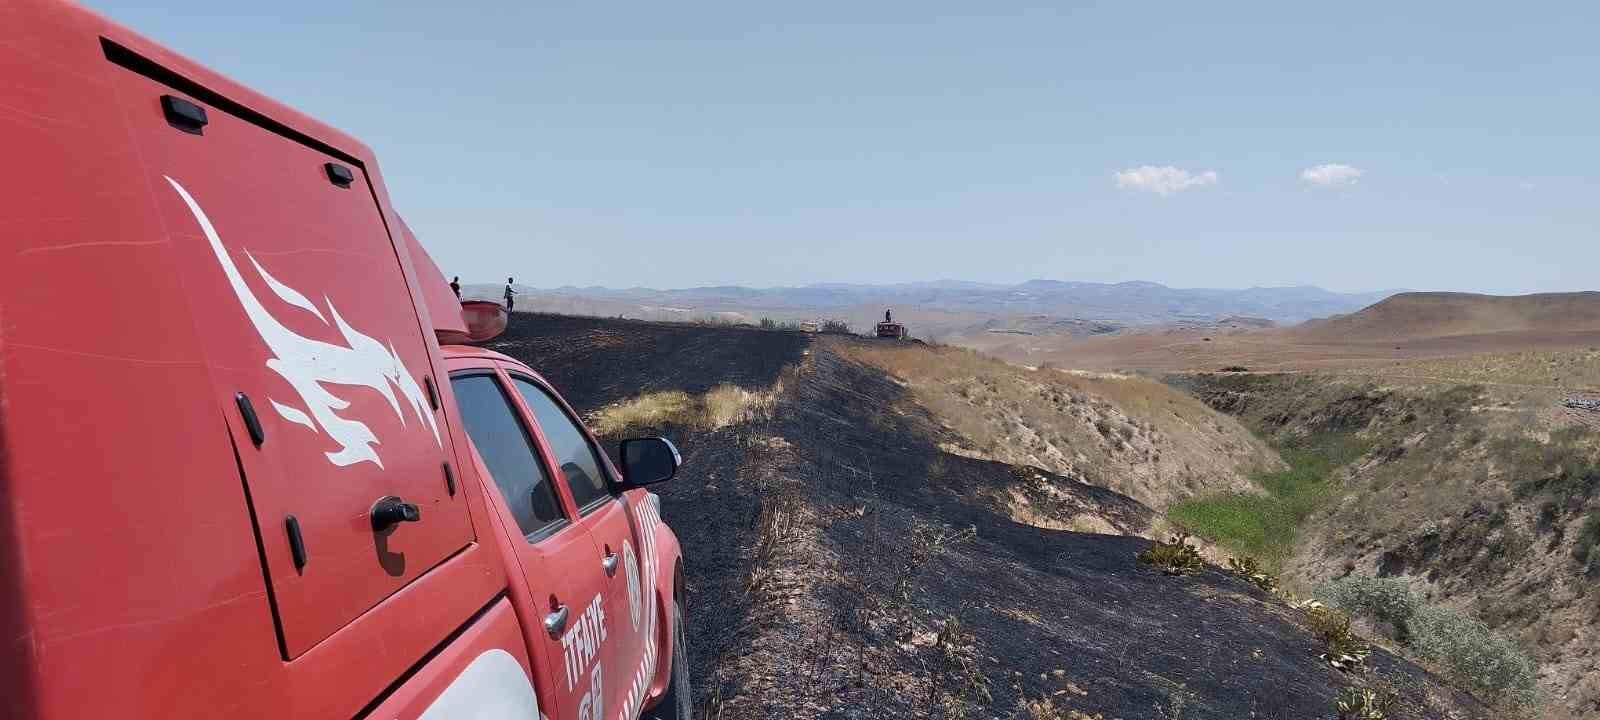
[0,2,690,717]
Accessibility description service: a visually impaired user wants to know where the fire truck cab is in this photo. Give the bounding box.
[0,2,689,718]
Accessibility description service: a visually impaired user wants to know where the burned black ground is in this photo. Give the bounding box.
[487,312,811,409]
[493,314,1487,719]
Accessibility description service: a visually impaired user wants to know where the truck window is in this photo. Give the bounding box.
[450,374,566,537]
[509,377,612,511]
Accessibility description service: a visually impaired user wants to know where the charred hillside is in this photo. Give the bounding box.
[487,312,812,409]
[491,312,1486,719]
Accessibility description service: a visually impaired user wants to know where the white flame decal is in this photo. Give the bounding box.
[166,176,441,468]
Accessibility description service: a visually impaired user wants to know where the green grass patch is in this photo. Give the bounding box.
[1169,439,1366,570]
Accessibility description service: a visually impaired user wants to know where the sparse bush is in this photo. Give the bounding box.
[1226,556,1277,592]
[1574,514,1600,576]
[1408,605,1538,709]
[1307,606,1368,671]
[1317,576,1539,711]
[927,613,991,717]
[1219,365,1251,373]
[1335,682,1399,720]
[1318,576,1420,642]
[1012,671,1100,720]
[820,318,851,333]
[1498,429,1600,504]
[1137,534,1204,576]
[1118,424,1136,441]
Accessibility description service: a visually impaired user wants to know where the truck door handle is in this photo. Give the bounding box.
[370,496,421,532]
[602,551,619,577]
[544,605,570,636]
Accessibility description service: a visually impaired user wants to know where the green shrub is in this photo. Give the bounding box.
[1318,576,1421,642]
[820,319,852,333]
[1408,605,1538,709]
[1226,556,1277,592]
[1318,576,1538,708]
[1307,606,1368,671]
[1137,534,1204,576]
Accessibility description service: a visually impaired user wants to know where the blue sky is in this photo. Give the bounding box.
[88,1,1597,294]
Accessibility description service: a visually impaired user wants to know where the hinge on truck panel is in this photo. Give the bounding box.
[160,94,208,133]
[442,461,456,497]
[324,162,354,188]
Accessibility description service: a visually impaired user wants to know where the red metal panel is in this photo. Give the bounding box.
[103,60,477,657]
[0,3,665,718]
[0,3,288,716]
[360,596,540,718]
[280,544,505,717]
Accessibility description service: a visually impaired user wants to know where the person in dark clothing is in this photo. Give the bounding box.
[503,277,516,311]
[885,309,892,323]
[449,276,461,299]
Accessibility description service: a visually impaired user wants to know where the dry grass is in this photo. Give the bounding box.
[1354,347,1600,390]
[836,339,1278,510]
[704,385,779,429]
[590,383,781,435]
[589,390,696,435]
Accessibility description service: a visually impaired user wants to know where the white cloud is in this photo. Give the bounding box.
[1114,166,1218,196]
[1301,163,1364,187]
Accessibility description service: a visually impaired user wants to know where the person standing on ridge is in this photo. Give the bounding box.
[503,277,517,311]
[885,309,893,323]
[449,276,461,299]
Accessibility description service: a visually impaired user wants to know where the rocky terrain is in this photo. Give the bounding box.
[1177,366,1600,718]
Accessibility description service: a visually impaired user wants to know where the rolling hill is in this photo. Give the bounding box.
[1290,291,1600,343]
[981,291,1600,373]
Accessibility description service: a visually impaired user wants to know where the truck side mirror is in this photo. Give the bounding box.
[620,437,680,487]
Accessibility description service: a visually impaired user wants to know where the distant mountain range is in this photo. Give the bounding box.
[465,279,1401,333]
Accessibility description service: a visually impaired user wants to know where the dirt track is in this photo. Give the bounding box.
[490,314,1488,719]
